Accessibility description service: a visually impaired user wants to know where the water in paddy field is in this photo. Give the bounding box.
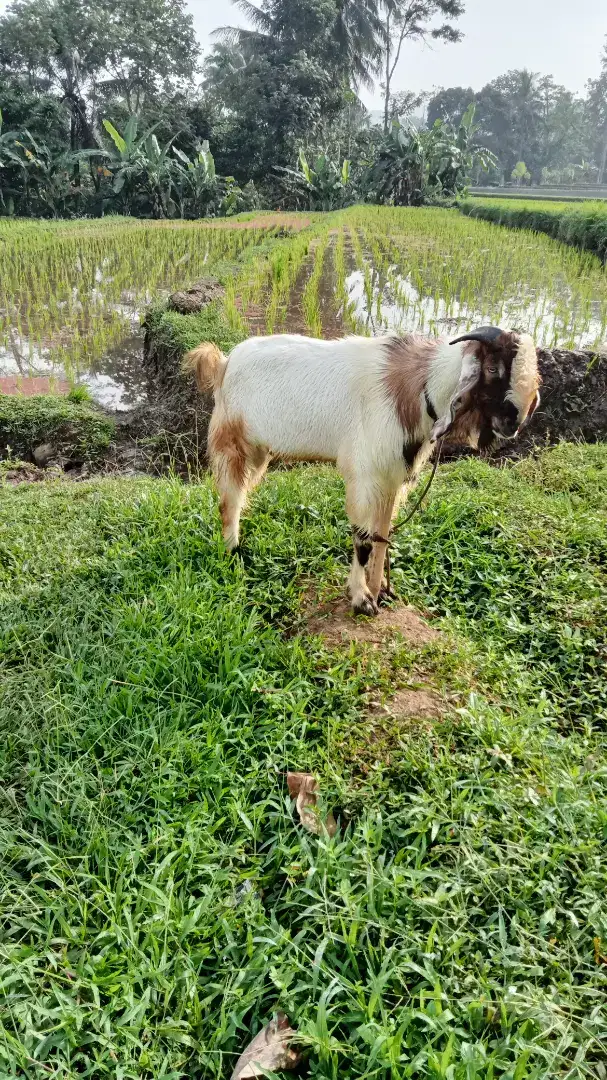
[250,213,607,348]
[339,259,607,345]
[0,217,289,410]
[2,211,607,409]
[0,307,150,412]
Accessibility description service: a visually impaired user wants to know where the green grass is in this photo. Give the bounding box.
[144,300,246,360]
[0,393,115,461]
[0,443,606,1078]
[459,198,607,263]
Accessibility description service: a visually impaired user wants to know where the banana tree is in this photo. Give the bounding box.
[0,108,29,213]
[172,141,219,218]
[369,120,430,205]
[278,150,352,210]
[431,104,497,192]
[102,116,177,217]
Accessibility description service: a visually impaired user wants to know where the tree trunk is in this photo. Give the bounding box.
[598,123,607,185]
[383,13,391,133]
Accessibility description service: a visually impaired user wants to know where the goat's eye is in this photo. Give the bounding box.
[486,364,499,378]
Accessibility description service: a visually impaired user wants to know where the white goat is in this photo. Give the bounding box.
[185,326,540,616]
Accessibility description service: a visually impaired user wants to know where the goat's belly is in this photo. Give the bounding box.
[247,411,343,462]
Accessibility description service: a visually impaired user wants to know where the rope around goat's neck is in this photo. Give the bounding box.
[371,437,444,597]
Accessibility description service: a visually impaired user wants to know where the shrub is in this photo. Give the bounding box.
[0,394,115,461]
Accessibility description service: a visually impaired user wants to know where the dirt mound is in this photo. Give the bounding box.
[168,278,225,314]
[381,686,446,720]
[305,595,440,648]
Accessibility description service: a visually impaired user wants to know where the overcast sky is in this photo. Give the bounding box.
[188,0,606,108]
[0,0,604,105]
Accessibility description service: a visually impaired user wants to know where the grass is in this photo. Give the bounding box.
[0,443,606,1077]
[143,300,246,360]
[0,393,115,461]
[459,198,607,264]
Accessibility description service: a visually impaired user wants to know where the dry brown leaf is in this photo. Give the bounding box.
[230,1013,300,1079]
[286,772,337,837]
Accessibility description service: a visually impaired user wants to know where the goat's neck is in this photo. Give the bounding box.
[426,343,466,418]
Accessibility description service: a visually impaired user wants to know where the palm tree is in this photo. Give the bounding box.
[215,0,383,88]
[332,0,383,87]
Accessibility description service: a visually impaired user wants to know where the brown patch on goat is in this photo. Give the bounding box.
[208,416,251,487]
[383,335,437,433]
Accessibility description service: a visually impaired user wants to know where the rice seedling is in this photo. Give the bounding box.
[2,204,605,413]
[301,231,330,336]
[0,215,296,402]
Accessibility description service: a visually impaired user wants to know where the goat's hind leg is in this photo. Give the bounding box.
[209,409,268,551]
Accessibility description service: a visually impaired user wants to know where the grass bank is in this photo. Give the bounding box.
[0,443,606,1077]
[0,393,115,463]
[459,197,607,263]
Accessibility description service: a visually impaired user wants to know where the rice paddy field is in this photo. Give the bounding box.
[1,205,607,410]
[1,207,606,1078]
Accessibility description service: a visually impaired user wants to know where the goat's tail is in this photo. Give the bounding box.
[182,341,228,393]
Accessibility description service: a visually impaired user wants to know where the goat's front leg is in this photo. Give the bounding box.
[348,528,377,616]
[345,478,379,616]
[366,490,398,604]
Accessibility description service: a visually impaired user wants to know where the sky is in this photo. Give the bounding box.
[187,0,607,108]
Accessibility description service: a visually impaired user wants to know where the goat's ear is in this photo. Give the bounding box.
[431,353,481,440]
[527,390,541,419]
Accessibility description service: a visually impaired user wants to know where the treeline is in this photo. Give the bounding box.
[1,0,606,218]
[427,60,607,187]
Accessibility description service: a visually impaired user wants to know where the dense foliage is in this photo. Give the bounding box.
[428,61,607,186]
[1,0,606,217]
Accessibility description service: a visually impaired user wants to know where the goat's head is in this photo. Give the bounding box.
[432,325,541,448]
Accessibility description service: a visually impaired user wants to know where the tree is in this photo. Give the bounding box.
[379,0,465,131]
[427,85,473,127]
[207,0,368,185]
[0,0,198,151]
[389,89,427,123]
[586,37,607,183]
[472,69,589,182]
[511,160,530,185]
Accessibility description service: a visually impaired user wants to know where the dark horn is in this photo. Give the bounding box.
[450,325,504,346]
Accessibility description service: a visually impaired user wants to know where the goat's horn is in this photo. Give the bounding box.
[450,325,504,346]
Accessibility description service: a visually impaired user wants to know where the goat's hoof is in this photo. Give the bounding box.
[377,585,397,606]
[352,594,378,618]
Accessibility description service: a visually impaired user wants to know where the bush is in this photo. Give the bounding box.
[0,394,115,461]
[459,197,607,261]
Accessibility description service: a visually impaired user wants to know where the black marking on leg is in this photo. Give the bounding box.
[403,439,422,471]
[352,528,373,567]
[355,539,372,567]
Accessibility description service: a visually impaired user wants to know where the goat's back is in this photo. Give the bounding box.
[217,334,394,461]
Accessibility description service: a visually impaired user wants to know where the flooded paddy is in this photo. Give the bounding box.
[2,206,606,412]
